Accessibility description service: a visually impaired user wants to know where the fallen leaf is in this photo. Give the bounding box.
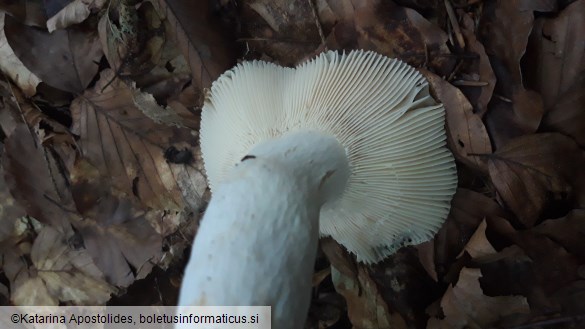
[2,124,76,231]
[371,249,442,328]
[46,0,107,32]
[240,0,324,65]
[1,80,77,149]
[487,133,585,227]
[332,265,406,329]
[98,1,170,80]
[0,148,27,243]
[433,189,506,280]
[6,226,116,305]
[422,70,492,172]
[353,0,454,75]
[72,196,163,287]
[416,240,437,282]
[484,87,544,149]
[552,280,585,315]
[480,0,557,87]
[540,73,585,148]
[154,0,235,90]
[458,219,497,261]
[524,0,585,109]
[487,216,581,304]
[70,69,207,211]
[427,267,530,328]
[4,14,102,94]
[458,13,496,117]
[532,209,585,261]
[0,0,47,27]
[0,13,41,97]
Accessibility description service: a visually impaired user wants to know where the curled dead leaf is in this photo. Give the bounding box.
[433,189,506,280]
[427,267,530,328]
[0,13,41,97]
[422,70,492,172]
[46,0,107,32]
[487,133,585,227]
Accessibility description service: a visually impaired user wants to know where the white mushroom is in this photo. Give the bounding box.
[177,50,457,329]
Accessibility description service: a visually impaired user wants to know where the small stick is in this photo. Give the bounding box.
[452,80,489,86]
[444,0,465,48]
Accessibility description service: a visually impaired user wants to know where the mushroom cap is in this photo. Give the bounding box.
[200,50,457,263]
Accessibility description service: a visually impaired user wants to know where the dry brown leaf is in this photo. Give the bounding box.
[485,87,544,149]
[525,0,585,109]
[487,133,585,227]
[2,124,76,231]
[69,157,185,281]
[486,216,581,312]
[480,0,557,86]
[0,80,77,151]
[427,267,530,329]
[318,0,355,24]
[422,70,492,172]
[541,76,585,147]
[0,13,41,97]
[70,69,207,211]
[476,244,537,300]
[46,0,106,32]
[240,0,323,65]
[458,219,497,261]
[416,240,437,282]
[7,226,116,305]
[459,13,496,116]
[328,239,440,328]
[371,250,442,328]
[73,196,163,287]
[133,91,185,127]
[0,0,47,27]
[132,39,192,105]
[532,209,585,261]
[352,0,454,75]
[433,189,506,280]
[154,0,235,91]
[332,265,406,329]
[4,14,102,94]
[552,280,585,316]
[0,152,26,242]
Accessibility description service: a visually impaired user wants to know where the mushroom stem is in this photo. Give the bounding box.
[178,130,350,329]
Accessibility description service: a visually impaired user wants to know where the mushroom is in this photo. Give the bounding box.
[177,50,457,328]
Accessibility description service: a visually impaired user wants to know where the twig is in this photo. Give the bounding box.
[444,0,465,48]
[501,315,585,329]
[494,94,512,103]
[447,60,465,81]
[452,80,489,86]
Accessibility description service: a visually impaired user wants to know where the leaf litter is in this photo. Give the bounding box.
[0,0,585,328]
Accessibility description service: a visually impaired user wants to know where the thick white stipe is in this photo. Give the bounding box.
[178,131,349,329]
